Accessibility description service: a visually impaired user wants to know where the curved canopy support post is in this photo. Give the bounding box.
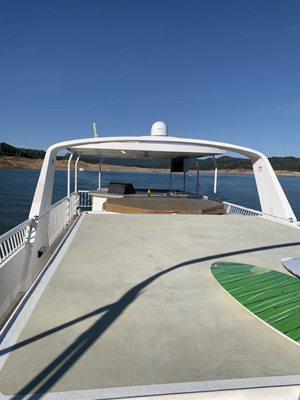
[74,155,80,193]
[212,155,218,198]
[67,153,74,198]
[27,146,59,282]
[98,157,103,190]
[251,155,295,222]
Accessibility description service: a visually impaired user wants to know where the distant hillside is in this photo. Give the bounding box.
[79,154,300,172]
[268,156,300,172]
[192,156,300,172]
[1,142,300,171]
[0,142,46,159]
[192,156,252,171]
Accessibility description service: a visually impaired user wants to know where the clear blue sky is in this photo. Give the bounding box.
[0,0,299,155]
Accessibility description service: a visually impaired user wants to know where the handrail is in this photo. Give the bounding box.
[223,201,297,224]
[0,193,79,264]
[37,192,78,220]
[0,192,80,325]
[0,218,34,243]
[223,202,262,216]
[40,196,68,218]
[0,219,34,264]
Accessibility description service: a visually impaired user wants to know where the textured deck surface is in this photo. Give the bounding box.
[212,262,300,342]
[1,214,300,396]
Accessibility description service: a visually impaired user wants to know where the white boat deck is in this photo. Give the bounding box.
[1,214,300,398]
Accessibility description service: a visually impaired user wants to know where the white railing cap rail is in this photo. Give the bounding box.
[0,218,34,243]
[0,193,79,247]
[223,201,262,215]
[223,201,299,224]
[35,193,78,220]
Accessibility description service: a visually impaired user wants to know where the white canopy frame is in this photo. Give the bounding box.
[27,135,297,277]
[31,136,296,220]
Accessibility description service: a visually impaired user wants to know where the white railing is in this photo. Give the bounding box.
[78,190,92,208]
[70,191,80,217]
[223,201,262,217]
[46,198,69,245]
[0,219,34,264]
[41,192,79,245]
[223,201,299,226]
[0,192,79,265]
[0,192,80,325]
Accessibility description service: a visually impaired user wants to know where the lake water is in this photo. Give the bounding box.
[0,168,299,234]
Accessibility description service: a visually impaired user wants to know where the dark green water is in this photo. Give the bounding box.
[0,169,299,234]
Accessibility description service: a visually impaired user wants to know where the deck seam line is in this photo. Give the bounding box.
[0,213,86,371]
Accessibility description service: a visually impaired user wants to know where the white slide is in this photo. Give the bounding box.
[281,258,300,278]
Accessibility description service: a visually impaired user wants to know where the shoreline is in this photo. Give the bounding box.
[0,156,300,176]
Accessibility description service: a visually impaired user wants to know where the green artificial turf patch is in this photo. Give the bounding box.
[211,262,300,343]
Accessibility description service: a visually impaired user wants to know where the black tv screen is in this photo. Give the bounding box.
[171,158,184,172]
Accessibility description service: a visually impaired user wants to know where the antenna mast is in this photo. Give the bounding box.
[92,122,98,138]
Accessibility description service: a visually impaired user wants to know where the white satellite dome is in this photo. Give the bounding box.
[150,121,168,136]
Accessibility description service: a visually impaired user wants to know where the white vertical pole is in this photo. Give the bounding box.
[67,153,74,222]
[196,159,200,196]
[183,159,186,192]
[74,156,80,193]
[169,160,172,192]
[67,153,73,198]
[212,155,218,197]
[98,157,103,190]
[93,122,98,138]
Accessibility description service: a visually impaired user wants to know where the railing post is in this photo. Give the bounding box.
[21,217,37,291]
